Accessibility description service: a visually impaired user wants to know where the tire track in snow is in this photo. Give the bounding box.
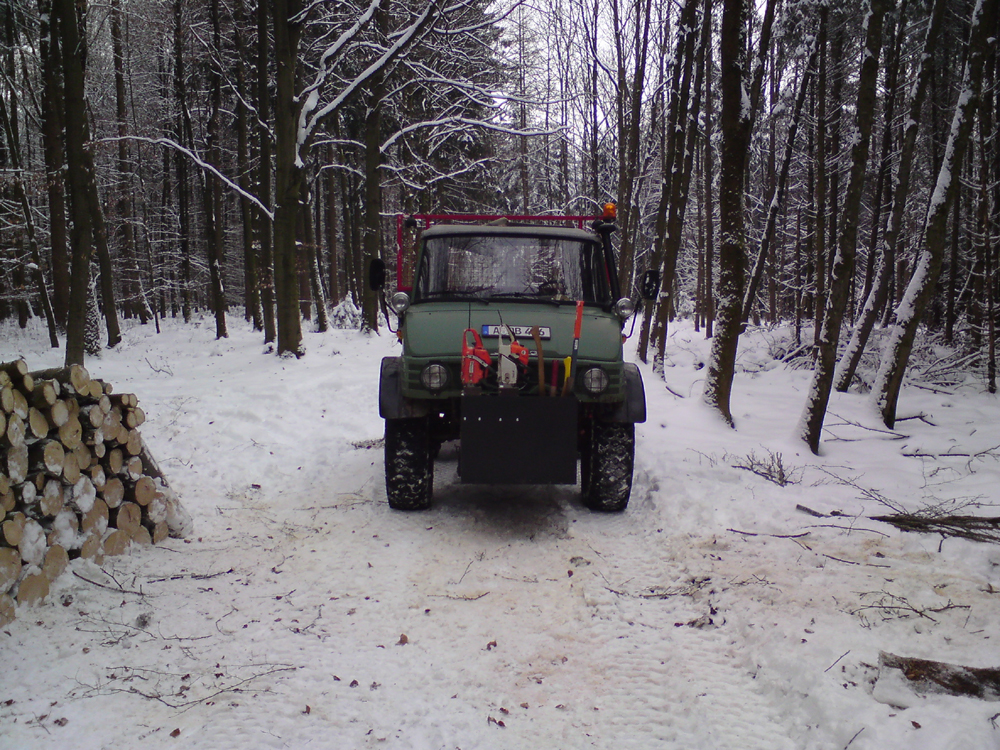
[381,455,799,749]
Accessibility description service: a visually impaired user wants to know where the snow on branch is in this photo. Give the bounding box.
[299,2,438,151]
[101,136,273,220]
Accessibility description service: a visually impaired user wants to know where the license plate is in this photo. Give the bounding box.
[481,325,551,339]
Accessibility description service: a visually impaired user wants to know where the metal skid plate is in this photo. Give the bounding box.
[459,395,578,485]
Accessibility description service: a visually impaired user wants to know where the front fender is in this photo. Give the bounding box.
[379,357,430,419]
[602,363,646,423]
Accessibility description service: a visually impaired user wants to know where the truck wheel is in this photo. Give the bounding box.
[384,418,433,510]
[581,421,634,512]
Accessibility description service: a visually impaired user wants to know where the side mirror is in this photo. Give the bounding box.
[368,258,386,291]
[641,269,660,301]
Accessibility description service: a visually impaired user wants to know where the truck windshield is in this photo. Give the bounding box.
[414,234,612,304]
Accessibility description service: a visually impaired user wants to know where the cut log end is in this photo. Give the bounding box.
[16,571,50,607]
[0,592,14,627]
[42,544,69,582]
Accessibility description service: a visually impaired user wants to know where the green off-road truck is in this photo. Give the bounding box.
[374,209,654,512]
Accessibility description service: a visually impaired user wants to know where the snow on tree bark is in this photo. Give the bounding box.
[870,0,998,428]
[797,0,887,455]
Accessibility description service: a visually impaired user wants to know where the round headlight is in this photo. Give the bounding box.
[615,297,636,319]
[390,291,411,314]
[420,363,449,391]
[582,366,609,395]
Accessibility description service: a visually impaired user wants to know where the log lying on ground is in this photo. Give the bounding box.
[0,362,192,625]
[879,651,1000,701]
[871,513,1000,544]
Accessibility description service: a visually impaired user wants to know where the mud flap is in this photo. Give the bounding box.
[460,395,578,484]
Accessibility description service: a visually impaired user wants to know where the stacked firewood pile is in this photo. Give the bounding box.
[1,359,184,626]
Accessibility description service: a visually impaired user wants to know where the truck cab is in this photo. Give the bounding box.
[377,210,648,511]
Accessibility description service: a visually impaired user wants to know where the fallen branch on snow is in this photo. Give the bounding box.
[879,651,1000,701]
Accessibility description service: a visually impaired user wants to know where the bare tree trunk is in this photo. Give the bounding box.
[257,0,277,343]
[813,6,827,349]
[173,0,193,323]
[638,0,699,363]
[871,0,998,428]
[110,0,150,326]
[742,36,818,323]
[361,0,389,333]
[0,75,59,348]
[798,0,887,454]
[234,0,261,330]
[614,0,653,297]
[38,0,69,331]
[54,0,106,365]
[702,0,715,339]
[203,0,228,340]
[303,183,329,332]
[703,0,750,426]
[326,143,342,305]
[273,0,304,355]
[834,0,948,391]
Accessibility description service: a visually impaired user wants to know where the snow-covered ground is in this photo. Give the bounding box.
[2,315,999,750]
